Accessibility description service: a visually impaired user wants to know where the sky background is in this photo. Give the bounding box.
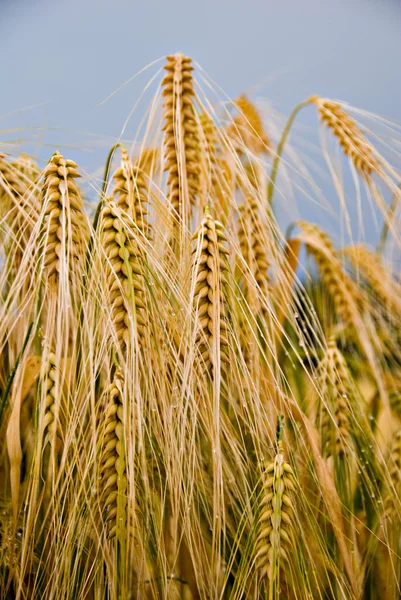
[0,0,400,243]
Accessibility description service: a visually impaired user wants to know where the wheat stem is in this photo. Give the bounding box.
[267,100,310,206]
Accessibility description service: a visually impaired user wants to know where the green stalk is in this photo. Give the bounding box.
[93,142,122,231]
[267,100,311,206]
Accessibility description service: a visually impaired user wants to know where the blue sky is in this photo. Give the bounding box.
[1,0,400,242]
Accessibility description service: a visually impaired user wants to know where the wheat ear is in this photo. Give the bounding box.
[98,368,127,540]
[0,154,39,279]
[162,53,200,231]
[99,201,147,356]
[41,352,62,452]
[296,221,360,327]
[0,153,27,208]
[111,148,151,240]
[254,416,296,595]
[342,244,401,315]
[382,431,401,524]
[310,96,380,176]
[191,208,230,375]
[41,153,89,289]
[238,194,270,316]
[318,338,354,460]
[228,94,271,155]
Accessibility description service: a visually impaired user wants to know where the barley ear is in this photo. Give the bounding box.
[191,208,230,376]
[162,53,200,245]
[310,96,380,176]
[254,415,296,595]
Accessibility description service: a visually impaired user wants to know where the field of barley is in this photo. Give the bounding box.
[1,53,401,599]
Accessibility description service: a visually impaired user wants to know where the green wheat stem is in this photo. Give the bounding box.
[93,142,122,231]
[267,100,311,206]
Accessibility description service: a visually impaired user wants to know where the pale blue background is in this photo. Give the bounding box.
[1,0,400,243]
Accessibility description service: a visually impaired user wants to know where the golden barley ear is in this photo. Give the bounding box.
[97,368,127,540]
[41,352,63,453]
[13,153,40,184]
[191,209,230,375]
[310,96,380,176]
[342,244,401,316]
[111,147,152,240]
[382,430,401,523]
[238,193,270,317]
[0,153,40,279]
[0,153,27,211]
[162,53,200,230]
[228,94,271,155]
[133,147,159,176]
[41,152,89,290]
[317,337,354,460]
[296,221,360,328]
[99,200,147,357]
[254,419,296,591]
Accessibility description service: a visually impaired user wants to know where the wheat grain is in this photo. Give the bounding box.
[0,58,399,600]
